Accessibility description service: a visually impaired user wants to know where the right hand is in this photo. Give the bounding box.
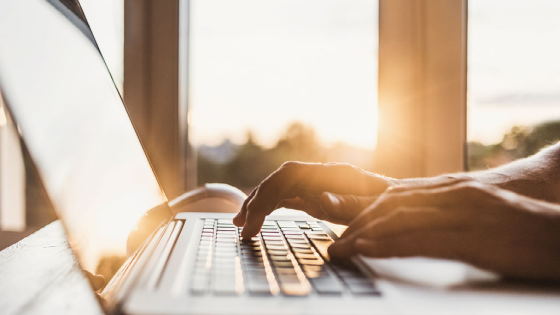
[233,162,396,238]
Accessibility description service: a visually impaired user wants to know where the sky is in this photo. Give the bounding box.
[468,0,560,144]
[82,0,560,148]
[189,0,378,149]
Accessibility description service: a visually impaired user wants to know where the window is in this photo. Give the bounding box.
[189,0,379,193]
[468,0,560,170]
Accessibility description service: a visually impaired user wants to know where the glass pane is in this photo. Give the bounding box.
[468,0,560,170]
[190,0,378,192]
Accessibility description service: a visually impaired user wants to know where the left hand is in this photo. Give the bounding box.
[328,179,560,282]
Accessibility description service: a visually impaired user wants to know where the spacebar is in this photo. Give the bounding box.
[309,238,333,262]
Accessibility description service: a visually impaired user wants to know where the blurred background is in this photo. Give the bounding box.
[1,0,559,280]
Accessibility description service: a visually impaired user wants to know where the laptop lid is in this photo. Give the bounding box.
[0,0,168,283]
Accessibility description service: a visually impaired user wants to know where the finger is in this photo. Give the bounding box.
[319,192,379,223]
[351,207,466,240]
[352,231,464,261]
[233,187,257,227]
[278,197,326,219]
[331,206,466,256]
[242,162,393,237]
[342,185,468,237]
[241,209,267,239]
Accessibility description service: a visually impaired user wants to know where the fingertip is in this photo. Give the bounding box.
[327,238,355,258]
[232,212,245,227]
[240,212,266,239]
[240,226,258,239]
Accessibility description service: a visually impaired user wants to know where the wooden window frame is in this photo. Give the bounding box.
[375,0,467,178]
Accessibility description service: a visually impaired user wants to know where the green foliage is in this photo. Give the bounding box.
[197,122,375,193]
[468,120,560,170]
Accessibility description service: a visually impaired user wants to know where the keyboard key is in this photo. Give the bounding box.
[308,238,333,261]
[267,249,289,256]
[285,234,305,240]
[280,227,300,231]
[266,245,288,251]
[279,282,311,296]
[276,274,300,283]
[290,243,311,249]
[299,224,311,229]
[269,255,290,262]
[298,259,323,266]
[275,267,297,275]
[271,261,294,268]
[291,248,313,254]
[309,277,343,295]
[304,269,329,279]
[287,239,308,245]
[277,221,297,227]
[293,253,317,260]
[264,240,284,246]
[215,243,236,248]
[215,252,237,258]
[213,282,238,295]
[243,257,264,263]
[190,280,209,294]
[342,277,374,286]
[282,230,304,235]
[261,227,279,231]
[247,281,273,295]
[347,283,380,295]
[301,265,325,272]
[305,231,328,235]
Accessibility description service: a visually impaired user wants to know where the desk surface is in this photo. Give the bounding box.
[0,221,104,315]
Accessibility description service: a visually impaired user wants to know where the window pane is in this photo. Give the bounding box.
[468,0,560,170]
[190,0,378,192]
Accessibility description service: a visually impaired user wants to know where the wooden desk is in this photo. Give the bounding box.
[0,221,104,315]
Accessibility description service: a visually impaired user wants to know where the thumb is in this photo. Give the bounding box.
[319,192,379,223]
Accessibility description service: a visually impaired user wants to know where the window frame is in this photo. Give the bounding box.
[375,0,467,178]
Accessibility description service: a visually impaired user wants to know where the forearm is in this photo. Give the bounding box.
[398,142,560,203]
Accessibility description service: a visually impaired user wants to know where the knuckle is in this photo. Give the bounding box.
[335,162,361,173]
[279,161,300,171]
[456,181,486,195]
[258,179,277,195]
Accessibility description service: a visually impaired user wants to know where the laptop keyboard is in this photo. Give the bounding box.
[189,219,379,296]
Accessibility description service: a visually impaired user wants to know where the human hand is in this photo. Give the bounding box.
[233,162,396,238]
[329,179,560,281]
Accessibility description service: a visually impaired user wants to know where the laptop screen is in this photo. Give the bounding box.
[0,0,168,276]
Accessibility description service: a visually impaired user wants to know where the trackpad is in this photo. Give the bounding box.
[362,257,499,288]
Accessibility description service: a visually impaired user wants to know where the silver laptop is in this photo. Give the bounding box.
[1,0,559,314]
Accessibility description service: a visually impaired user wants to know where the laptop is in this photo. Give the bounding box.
[1,0,559,314]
